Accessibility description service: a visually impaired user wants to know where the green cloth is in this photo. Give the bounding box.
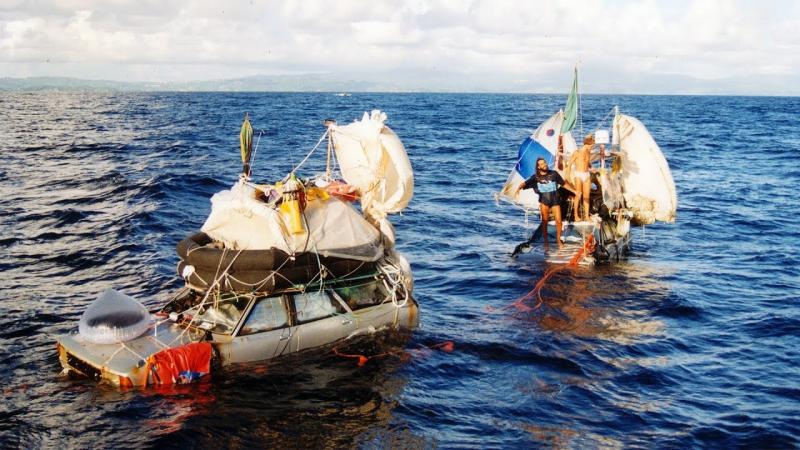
[560,68,578,134]
[240,114,253,164]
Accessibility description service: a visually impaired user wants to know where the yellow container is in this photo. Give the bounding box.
[281,196,304,234]
[280,174,305,235]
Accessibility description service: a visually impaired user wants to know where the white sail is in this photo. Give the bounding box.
[498,110,577,211]
[613,113,677,224]
[330,110,414,221]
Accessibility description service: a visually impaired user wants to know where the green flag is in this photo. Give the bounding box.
[560,68,578,134]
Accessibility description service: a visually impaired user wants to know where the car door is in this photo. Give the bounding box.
[289,289,355,352]
[228,295,293,364]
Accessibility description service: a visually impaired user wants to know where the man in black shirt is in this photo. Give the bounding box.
[514,157,576,249]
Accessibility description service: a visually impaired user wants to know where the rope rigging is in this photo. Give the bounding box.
[491,235,596,316]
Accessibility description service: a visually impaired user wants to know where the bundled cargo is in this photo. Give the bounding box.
[57,110,419,387]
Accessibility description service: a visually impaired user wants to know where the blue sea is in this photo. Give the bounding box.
[1,91,799,448]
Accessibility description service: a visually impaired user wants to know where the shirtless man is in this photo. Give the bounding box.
[567,134,595,222]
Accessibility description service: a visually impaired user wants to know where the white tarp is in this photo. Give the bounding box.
[613,114,677,224]
[330,110,414,221]
[201,183,383,261]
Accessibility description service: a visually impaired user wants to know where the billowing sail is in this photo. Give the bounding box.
[498,111,577,211]
[330,110,413,220]
[613,113,677,224]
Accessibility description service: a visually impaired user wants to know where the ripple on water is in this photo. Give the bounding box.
[0,92,798,447]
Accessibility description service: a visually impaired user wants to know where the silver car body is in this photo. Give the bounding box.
[58,276,419,387]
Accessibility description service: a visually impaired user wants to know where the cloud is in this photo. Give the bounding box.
[0,0,798,93]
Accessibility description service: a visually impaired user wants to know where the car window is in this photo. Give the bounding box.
[293,290,343,323]
[333,281,387,311]
[193,295,250,334]
[239,296,289,336]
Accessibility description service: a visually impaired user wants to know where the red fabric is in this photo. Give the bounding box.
[147,342,212,385]
[325,181,359,202]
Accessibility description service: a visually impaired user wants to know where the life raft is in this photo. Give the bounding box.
[176,232,375,293]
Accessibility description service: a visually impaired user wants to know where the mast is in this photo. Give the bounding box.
[577,65,583,137]
[323,118,336,180]
[613,105,620,152]
[557,65,579,170]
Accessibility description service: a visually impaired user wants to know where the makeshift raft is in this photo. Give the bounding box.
[57,110,419,387]
[498,69,676,264]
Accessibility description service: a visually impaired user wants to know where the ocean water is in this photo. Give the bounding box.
[1,91,799,448]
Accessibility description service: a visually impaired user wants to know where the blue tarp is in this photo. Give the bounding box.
[515,137,554,179]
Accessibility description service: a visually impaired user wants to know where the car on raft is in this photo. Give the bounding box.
[57,109,419,387]
[57,270,418,387]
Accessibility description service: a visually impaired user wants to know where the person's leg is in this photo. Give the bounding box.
[539,203,550,248]
[572,180,582,222]
[582,178,591,221]
[553,205,563,249]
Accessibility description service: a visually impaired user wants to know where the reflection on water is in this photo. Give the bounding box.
[139,382,218,437]
[148,331,433,448]
[4,92,799,447]
[514,422,579,448]
[508,257,669,344]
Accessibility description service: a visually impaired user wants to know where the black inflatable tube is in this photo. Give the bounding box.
[177,259,374,293]
[177,232,371,273]
[175,232,378,293]
[176,232,287,271]
[175,231,374,271]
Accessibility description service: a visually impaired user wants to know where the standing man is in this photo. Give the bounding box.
[514,157,576,249]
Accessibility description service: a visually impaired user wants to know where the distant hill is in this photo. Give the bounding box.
[0,76,138,91]
[0,74,436,93]
[0,73,544,93]
[2,73,796,95]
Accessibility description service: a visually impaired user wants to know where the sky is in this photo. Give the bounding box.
[1,0,798,94]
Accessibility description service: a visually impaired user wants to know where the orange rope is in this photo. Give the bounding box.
[333,340,455,366]
[495,235,596,315]
[332,346,369,366]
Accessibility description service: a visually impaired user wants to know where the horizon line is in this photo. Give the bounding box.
[1,75,797,98]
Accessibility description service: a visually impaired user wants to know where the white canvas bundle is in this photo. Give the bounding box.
[201,182,383,261]
[330,110,414,221]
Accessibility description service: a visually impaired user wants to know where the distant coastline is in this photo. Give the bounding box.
[0,75,388,93]
[1,75,796,96]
